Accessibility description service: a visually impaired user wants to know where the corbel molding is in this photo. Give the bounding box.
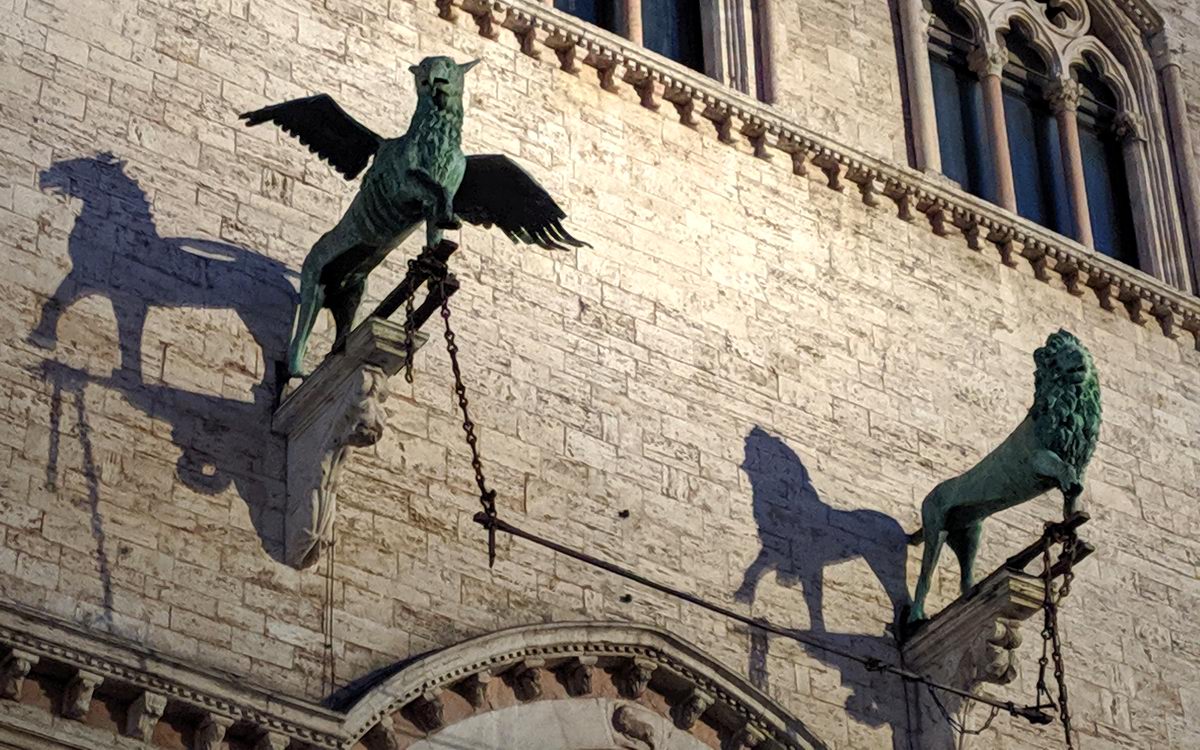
[272,317,425,569]
[430,0,1200,348]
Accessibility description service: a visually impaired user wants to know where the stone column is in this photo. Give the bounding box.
[969,42,1017,212]
[900,0,941,173]
[1047,79,1093,249]
[1153,36,1200,292]
[754,0,781,102]
[623,0,643,45]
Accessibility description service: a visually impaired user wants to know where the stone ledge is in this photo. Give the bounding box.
[902,568,1045,685]
[435,0,1200,350]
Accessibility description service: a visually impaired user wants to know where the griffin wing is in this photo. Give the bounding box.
[455,155,589,250]
[240,94,382,180]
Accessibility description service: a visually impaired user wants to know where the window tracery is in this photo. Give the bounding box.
[899,0,1197,289]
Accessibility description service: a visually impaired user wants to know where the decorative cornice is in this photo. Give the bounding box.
[0,600,345,748]
[339,621,828,749]
[0,605,826,750]
[437,0,1200,349]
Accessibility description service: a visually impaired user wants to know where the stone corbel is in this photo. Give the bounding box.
[502,10,541,58]
[196,713,234,750]
[453,669,493,707]
[622,64,660,110]
[125,690,167,741]
[810,150,845,192]
[255,732,291,750]
[671,687,713,730]
[506,658,545,701]
[663,84,699,127]
[405,690,445,733]
[902,568,1044,690]
[460,0,503,39]
[362,720,401,750]
[556,656,597,696]
[272,318,423,569]
[614,657,657,699]
[62,669,103,719]
[0,649,38,699]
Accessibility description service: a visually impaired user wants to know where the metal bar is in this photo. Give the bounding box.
[1003,512,1091,573]
[370,240,460,320]
[476,513,1056,726]
[411,275,460,331]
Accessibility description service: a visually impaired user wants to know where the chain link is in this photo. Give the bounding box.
[1037,524,1077,750]
[403,258,416,384]
[436,272,498,566]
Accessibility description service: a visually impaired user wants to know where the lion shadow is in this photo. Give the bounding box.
[735,426,910,631]
[735,426,919,747]
[29,153,297,562]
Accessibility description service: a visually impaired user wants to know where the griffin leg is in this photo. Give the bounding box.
[328,280,365,354]
[288,257,326,377]
[947,522,983,598]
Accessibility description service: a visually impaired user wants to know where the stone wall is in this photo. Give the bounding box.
[0,0,1197,748]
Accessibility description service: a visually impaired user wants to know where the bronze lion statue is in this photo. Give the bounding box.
[906,329,1101,625]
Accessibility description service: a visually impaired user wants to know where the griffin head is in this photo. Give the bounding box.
[409,56,479,110]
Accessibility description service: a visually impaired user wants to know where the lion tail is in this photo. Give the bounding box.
[907,527,924,546]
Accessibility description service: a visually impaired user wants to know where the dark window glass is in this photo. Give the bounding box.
[1076,59,1138,266]
[642,0,704,73]
[930,54,994,201]
[1003,87,1071,234]
[554,0,617,33]
[1001,26,1072,235]
[927,3,992,201]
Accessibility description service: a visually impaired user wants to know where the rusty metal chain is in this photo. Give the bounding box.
[1037,525,1077,749]
[436,272,498,566]
[403,257,417,383]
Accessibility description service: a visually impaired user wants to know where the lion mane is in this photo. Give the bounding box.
[1030,329,1102,474]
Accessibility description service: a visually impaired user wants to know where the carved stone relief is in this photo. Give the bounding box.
[272,318,423,569]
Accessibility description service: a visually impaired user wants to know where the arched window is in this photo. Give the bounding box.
[898,0,1198,291]
[1074,56,1138,266]
[1001,25,1071,236]
[927,0,994,201]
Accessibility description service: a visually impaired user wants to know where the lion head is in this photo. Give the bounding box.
[1030,329,1102,473]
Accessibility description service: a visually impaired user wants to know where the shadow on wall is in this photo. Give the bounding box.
[735,426,917,750]
[29,153,298,566]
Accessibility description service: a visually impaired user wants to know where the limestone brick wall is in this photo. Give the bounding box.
[0,1,1198,749]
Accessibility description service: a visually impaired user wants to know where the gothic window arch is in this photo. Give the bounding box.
[898,0,1199,292]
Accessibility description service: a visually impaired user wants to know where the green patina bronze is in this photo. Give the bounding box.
[906,329,1102,625]
[241,56,587,377]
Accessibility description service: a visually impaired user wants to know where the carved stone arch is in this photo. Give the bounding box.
[1079,0,1193,288]
[1061,36,1137,111]
[942,0,991,43]
[987,2,1064,74]
[340,622,828,750]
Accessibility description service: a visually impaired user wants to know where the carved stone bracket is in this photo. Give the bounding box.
[272,318,425,569]
[197,714,234,750]
[0,649,38,699]
[902,568,1045,688]
[62,669,103,719]
[556,656,597,696]
[125,690,167,741]
[671,687,713,729]
[613,656,657,699]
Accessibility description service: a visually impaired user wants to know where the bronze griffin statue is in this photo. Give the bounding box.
[241,56,587,377]
[906,330,1102,625]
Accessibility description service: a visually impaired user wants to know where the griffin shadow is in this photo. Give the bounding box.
[29,153,296,561]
